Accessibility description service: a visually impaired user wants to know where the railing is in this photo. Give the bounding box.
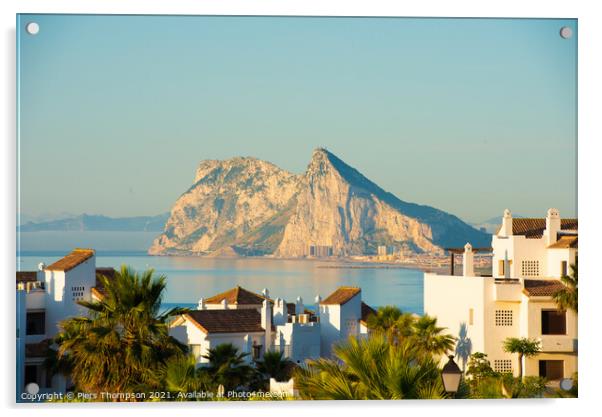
[494,278,522,301]
[17,281,45,292]
[494,278,521,283]
[538,336,577,353]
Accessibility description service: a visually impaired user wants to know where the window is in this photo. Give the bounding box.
[498,259,513,276]
[542,310,566,335]
[189,344,202,360]
[24,364,50,388]
[71,285,86,301]
[25,365,38,385]
[561,261,568,277]
[468,308,474,326]
[493,359,513,374]
[345,319,358,335]
[252,343,263,361]
[495,310,513,326]
[26,311,45,335]
[521,260,540,276]
[539,360,564,380]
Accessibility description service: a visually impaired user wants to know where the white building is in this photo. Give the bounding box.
[16,248,378,397]
[424,208,577,381]
[169,286,375,366]
[16,249,114,398]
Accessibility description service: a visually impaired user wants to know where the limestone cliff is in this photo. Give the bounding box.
[149,149,490,256]
[148,157,299,255]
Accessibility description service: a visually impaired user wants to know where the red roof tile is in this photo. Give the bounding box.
[360,302,376,324]
[496,218,577,239]
[92,267,117,300]
[205,286,271,305]
[45,248,95,272]
[184,309,264,334]
[547,236,578,249]
[321,287,361,305]
[16,271,38,283]
[523,279,566,297]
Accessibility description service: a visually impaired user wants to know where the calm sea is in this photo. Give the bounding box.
[17,232,424,314]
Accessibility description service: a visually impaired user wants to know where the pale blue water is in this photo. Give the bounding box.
[17,253,423,314]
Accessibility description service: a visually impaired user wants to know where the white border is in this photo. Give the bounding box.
[2,1,601,417]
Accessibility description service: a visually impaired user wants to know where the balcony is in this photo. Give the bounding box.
[26,291,46,310]
[538,335,577,353]
[494,279,522,302]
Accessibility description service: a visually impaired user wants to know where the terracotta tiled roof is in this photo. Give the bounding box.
[92,267,117,299]
[496,218,577,239]
[45,248,95,272]
[184,309,264,334]
[16,271,38,283]
[360,302,376,324]
[25,339,51,358]
[321,287,361,305]
[205,286,271,305]
[547,236,578,249]
[523,279,566,297]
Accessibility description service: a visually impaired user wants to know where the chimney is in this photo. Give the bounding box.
[261,299,272,349]
[462,243,475,277]
[221,299,228,309]
[273,298,286,326]
[545,208,561,246]
[315,294,322,321]
[295,296,304,316]
[499,209,513,237]
[197,297,205,310]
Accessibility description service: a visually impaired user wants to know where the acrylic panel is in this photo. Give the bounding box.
[16,14,577,403]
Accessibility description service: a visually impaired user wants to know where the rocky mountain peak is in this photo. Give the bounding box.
[193,156,289,184]
[150,150,490,257]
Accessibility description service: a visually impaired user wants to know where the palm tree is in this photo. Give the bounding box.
[553,261,578,313]
[295,334,447,400]
[412,315,457,356]
[159,354,215,400]
[502,337,541,379]
[53,265,187,396]
[366,306,415,344]
[255,350,294,382]
[202,343,256,391]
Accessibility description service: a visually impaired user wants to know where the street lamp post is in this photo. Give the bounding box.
[441,355,462,398]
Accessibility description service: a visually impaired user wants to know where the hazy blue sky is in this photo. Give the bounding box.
[18,15,577,223]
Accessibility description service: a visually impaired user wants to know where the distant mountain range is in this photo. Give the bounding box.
[149,148,491,257]
[18,213,170,232]
[470,215,524,234]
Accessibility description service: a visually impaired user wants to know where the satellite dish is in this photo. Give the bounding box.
[37,262,45,271]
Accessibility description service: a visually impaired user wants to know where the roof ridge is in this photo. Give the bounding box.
[321,286,361,305]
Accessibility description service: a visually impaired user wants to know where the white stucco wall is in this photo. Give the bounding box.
[275,322,321,363]
[340,295,361,340]
[319,304,341,357]
[169,318,265,364]
[547,248,576,278]
[424,273,488,360]
[43,256,96,338]
[492,235,548,279]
